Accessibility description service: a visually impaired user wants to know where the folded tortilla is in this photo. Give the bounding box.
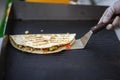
[9,34,76,54]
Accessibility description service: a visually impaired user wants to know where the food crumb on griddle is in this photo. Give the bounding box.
[25,30,29,34]
[40,29,44,32]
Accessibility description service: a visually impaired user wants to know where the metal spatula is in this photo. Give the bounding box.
[115,27,120,41]
[70,18,116,50]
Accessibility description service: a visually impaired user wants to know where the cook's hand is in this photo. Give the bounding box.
[98,0,120,30]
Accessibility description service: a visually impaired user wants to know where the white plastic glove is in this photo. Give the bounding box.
[99,0,120,30]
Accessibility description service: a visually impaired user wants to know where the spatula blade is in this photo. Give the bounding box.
[70,30,93,49]
[80,30,93,47]
[115,27,120,41]
[70,39,84,49]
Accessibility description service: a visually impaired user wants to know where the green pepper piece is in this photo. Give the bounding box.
[49,47,55,51]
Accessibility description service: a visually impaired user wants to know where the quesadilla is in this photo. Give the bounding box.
[9,33,76,54]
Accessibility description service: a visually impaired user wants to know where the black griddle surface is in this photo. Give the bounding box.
[5,20,120,80]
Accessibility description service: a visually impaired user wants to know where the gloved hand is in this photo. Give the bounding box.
[98,0,120,30]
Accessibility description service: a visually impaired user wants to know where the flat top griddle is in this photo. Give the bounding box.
[1,1,120,80]
[4,20,120,80]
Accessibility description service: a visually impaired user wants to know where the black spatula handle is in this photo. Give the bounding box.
[91,14,120,34]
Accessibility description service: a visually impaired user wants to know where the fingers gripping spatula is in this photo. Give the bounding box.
[70,16,116,50]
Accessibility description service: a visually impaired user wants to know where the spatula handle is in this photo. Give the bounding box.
[91,21,112,34]
[91,14,120,34]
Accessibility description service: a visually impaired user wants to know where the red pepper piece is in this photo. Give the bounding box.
[66,43,71,49]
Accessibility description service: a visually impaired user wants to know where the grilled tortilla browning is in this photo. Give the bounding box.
[9,34,76,54]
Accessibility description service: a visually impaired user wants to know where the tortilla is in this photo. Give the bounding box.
[9,33,76,54]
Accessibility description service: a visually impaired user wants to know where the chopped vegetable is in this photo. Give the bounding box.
[49,46,56,51]
[66,43,71,49]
